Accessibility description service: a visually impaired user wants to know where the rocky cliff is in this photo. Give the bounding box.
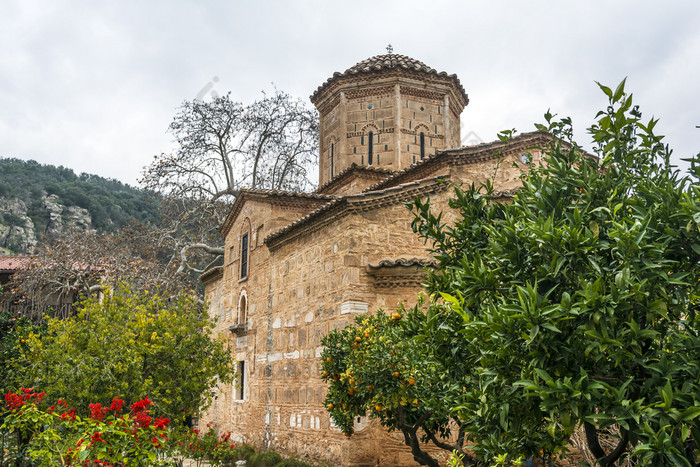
[0,192,93,255]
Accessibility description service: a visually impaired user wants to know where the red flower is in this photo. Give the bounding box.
[130,396,153,413]
[61,408,77,421]
[153,417,169,429]
[89,403,108,421]
[4,392,24,410]
[109,398,124,413]
[88,432,106,448]
[134,411,151,428]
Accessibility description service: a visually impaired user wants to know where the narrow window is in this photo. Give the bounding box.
[238,294,247,324]
[438,106,441,114]
[330,143,334,177]
[377,154,380,164]
[240,232,249,279]
[384,144,388,151]
[234,361,246,400]
[368,131,373,165]
[420,132,425,159]
[361,135,364,145]
[354,147,357,154]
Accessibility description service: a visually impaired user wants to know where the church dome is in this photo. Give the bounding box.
[311,53,468,104]
[343,53,435,74]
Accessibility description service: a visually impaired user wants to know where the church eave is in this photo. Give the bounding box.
[219,189,337,237]
[264,175,451,251]
[364,131,555,193]
[315,163,397,195]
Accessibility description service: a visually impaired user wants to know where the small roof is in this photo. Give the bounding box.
[219,188,336,236]
[0,256,32,273]
[311,53,468,104]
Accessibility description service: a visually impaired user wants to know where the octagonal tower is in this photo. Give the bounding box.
[311,53,468,187]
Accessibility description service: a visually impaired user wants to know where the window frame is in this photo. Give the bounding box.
[240,231,249,280]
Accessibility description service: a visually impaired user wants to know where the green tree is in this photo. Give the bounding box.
[322,305,481,466]
[323,81,700,465]
[16,284,235,422]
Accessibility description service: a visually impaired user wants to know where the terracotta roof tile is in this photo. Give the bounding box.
[265,175,450,249]
[364,131,554,192]
[315,163,396,195]
[311,53,467,104]
[0,256,32,273]
[220,188,337,236]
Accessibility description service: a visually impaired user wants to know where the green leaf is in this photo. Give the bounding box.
[596,81,613,99]
[680,406,700,422]
[613,78,627,102]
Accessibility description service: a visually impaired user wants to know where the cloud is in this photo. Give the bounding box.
[0,0,698,185]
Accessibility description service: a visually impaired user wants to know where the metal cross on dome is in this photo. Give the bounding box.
[386,44,393,54]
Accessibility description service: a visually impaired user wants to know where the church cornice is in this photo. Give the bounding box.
[200,265,223,285]
[315,163,396,196]
[220,189,337,237]
[265,175,451,251]
[364,131,555,193]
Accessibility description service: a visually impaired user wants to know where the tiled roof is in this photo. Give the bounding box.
[311,53,468,103]
[265,175,451,250]
[220,188,337,236]
[0,256,32,273]
[364,131,554,193]
[315,163,396,195]
[345,54,435,74]
[200,265,223,284]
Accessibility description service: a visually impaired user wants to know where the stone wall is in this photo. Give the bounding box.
[316,75,465,187]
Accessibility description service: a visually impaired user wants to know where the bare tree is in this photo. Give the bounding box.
[7,227,188,320]
[140,88,318,277]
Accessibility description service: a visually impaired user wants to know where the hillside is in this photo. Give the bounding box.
[0,158,159,254]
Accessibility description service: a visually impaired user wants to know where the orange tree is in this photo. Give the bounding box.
[323,81,700,466]
[321,304,481,466]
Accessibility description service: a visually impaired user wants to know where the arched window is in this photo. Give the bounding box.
[238,292,247,325]
[368,131,374,165]
[420,132,425,159]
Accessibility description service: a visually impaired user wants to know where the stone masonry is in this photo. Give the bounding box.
[200,53,552,466]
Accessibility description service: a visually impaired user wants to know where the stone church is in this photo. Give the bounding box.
[200,52,549,466]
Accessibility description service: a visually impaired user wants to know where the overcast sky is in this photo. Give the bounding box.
[1,1,698,187]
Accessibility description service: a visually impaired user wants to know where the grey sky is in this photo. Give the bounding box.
[1,1,698,186]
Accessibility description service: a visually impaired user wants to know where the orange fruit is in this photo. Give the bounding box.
[393,371,400,378]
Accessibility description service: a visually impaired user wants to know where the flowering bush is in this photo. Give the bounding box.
[1,388,171,466]
[171,426,240,466]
